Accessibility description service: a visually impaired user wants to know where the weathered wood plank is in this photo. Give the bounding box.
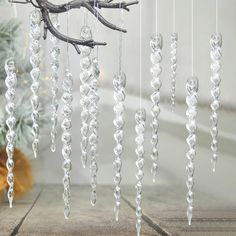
[122,185,236,236]
[18,185,159,236]
[0,186,42,236]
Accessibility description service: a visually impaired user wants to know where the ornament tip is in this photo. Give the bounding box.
[51,144,56,153]
[33,151,37,158]
[212,162,216,173]
[188,217,192,226]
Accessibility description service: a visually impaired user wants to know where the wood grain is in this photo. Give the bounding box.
[16,185,159,236]
[122,185,236,236]
[1,185,236,235]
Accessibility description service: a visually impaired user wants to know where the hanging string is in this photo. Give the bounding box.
[66,4,70,70]
[84,8,88,26]
[92,0,99,58]
[173,0,176,33]
[216,0,219,33]
[96,2,99,58]
[155,0,158,35]
[119,2,124,74]
[191,0,194,77]
[139,0,142,109]
[9,0,14,56]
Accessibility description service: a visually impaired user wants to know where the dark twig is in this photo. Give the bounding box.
[10,0,138,53]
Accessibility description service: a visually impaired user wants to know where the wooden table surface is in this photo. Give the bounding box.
[1,185,236,236]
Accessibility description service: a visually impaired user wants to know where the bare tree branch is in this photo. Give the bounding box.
[10,0,138,53]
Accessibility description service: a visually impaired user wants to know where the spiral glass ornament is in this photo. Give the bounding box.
[113,72,126,221]
[89,57,100,206]
[210,33,222,172]
[135,108,146,236]
[185,77,199,226]
[170,33,178,112]
[50,13,60,153]
[5,58,18,208]
[150,34,163,183]
[61,69,73,219]
[79,26,93,168]
[29,10,41,158]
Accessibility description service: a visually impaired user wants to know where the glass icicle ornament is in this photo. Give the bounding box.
[150,34,163,183]
[210,33,222,172]
[79,25,93,168]
[113,72,126,221]
[185,77,199,226]
[29,10,42,158]
[135,108,146,236]
[61,69,73,219]
[50,13,60,153]
[170,33,178,111]
[5,58,18,208]
[89,57,100,206]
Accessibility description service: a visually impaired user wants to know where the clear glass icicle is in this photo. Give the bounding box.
[210,33,222,172]
[89,57,100,206]
[29,10,41,158]
[185,77,199,226]
[79,26,93,168]
[61,69,73,219]
[5,58,18,208]
[170,33,178,111]
[135,108,146,236]
[150,34,163,183]
[50,13,60,153]
[113,72,126,221]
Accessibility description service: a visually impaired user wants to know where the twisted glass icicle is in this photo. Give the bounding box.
[170,33,178,112]
[5,58,18,208]
[50,13,60,153]
[135,108,146,236]
[113,72,126,221]
[210,33,222,172]
[61,69,73,219]
[89,57,100,206]
[185,77,199,226]
[79,26,93,168]
[150,34,163,183]
[29,10,41,158]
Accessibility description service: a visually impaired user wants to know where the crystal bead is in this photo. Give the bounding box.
[150,34,163,52]
[80,25,92,40]
[150,50,162,64]
[30,10,41,25]
[80,57,91,69]
[186,77,199,94]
